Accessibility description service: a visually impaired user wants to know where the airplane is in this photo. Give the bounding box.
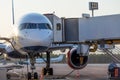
[0,13,74,79]
[18,54,64,64]
[0,1,74,78]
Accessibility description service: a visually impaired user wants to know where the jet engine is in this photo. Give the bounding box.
[0,52,3,56]
[67,48,88,69]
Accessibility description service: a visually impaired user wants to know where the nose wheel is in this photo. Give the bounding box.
[27,63,39,80]
[27,72,31,80]
[27,72,38,80]
[27,53,39,80]
[27,61,38,80]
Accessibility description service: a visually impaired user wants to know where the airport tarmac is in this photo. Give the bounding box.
[9,63,110,80]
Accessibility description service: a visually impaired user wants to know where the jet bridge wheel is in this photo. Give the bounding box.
[42,68,53,75]
[27,72,32,80]
[34,72,38,79]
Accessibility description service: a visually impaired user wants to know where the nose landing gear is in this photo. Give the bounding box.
[27,53,38,80]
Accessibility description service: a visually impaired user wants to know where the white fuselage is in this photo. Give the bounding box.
[6,13,53,55]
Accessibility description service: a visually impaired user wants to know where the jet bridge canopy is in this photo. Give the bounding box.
[45,14,120,43]
[64,14,120,43]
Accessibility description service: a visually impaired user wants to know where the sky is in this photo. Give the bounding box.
[0,0,120,37]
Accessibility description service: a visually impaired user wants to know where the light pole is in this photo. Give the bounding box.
[12,0,15,24]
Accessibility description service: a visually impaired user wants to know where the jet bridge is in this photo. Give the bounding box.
[44,14,64,43]
[44,14,120,44]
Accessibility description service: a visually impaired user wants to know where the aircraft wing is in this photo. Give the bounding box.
[0,37,10,41]
[18,54,64,64]
[0,37,11,53]
[0,63,24,71]
[0,43,7,55]
[50,54,64,63]
[35,54,64,63]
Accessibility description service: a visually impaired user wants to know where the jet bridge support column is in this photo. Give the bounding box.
[46,52,50,68]
[78,44,90,67]
[42,52,53,75]
[77,44,90,56]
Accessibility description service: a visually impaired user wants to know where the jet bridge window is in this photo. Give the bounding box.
[56,23,61,30]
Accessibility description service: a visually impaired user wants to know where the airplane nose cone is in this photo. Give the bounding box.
[25,30,53,46]
[34,30,52,41]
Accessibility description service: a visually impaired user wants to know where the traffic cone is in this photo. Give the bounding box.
[114,67,119,77]
[76,70,80,79]
[40,74,44,80]
[40,69,44,80]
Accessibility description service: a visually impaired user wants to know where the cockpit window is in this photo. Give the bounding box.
[38,24,51,29]
[19,23,52,30]
[19,24,27,30]
[27,23,37,29]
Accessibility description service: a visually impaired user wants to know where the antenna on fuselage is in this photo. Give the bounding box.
[12,0,15,25]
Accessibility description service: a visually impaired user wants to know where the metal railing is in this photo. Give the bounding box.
[102,46,120,63]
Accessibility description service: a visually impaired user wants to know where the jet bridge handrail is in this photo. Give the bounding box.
[102,49,120,63]
[113,46,120,53]
[108,46,120,60]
